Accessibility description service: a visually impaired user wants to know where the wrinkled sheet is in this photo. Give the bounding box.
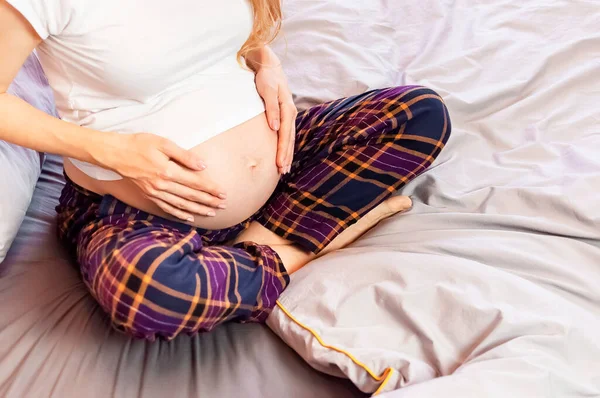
[0,155,364,398]
[268,0,600,396]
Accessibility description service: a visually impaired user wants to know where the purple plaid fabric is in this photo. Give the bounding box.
[56,86,451,340]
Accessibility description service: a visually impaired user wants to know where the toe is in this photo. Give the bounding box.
[386,195,413,213]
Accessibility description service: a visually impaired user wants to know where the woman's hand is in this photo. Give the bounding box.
[95,132,227,222]
[252,48,298,175]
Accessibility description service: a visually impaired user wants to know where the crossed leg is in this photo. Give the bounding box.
[233,195,413,274]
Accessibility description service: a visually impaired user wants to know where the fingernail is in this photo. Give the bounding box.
[207,211,216,217]
[272,119,280,131]
[186,216,194,222]
[218,204,227,209]
[218,193,227,199]
[197,161,206,170]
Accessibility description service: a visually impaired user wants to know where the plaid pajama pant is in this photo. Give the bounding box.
[56,86,451,341]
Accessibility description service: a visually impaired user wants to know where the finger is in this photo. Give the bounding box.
[286,123,296,172]
[167,162,227,199]
[280,101,297,171]
[162,181,226,209]
[263,86,281,131]
[276,118,290,170]
[152,198,195,222]
[160,139,206,171]
[157,191,218,217]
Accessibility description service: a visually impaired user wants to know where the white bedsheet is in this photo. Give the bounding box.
[268,1,600,396]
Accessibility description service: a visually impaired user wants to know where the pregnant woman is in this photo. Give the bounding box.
[0,0,451,340]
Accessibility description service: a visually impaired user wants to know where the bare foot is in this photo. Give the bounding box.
[231,220,290,247]
[231,195,412,274]
[232,222,314,274]
[315,195,412,259]
[269,243,315,274]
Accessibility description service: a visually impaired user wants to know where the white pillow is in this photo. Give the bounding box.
[0,53,58,263]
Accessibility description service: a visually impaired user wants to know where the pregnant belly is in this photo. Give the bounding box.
[65,113,281,230]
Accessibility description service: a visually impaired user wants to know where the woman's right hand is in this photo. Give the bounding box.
[95,132,226,222]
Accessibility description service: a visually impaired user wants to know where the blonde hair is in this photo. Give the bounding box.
[238,0,282,63]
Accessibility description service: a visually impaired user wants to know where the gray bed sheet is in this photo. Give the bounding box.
[0,155,364,398]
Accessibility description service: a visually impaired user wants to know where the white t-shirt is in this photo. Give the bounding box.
[7,0,266,180]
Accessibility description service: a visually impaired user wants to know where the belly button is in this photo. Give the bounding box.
[245,156,260,169]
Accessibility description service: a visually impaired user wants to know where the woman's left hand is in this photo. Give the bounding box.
[253,52,297,175]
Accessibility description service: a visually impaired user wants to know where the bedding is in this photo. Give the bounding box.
[1,1,599,397]
[268,0,600,396]
[0,53,57,263]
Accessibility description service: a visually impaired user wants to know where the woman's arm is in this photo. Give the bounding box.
[0,1,105,163]
[245,45,297,174]
[0,1,225,221]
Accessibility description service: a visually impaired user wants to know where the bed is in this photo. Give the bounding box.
[1,0,599,397]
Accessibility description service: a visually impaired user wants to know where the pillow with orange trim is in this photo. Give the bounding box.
[266,250,438,396]
[266,246,600,396]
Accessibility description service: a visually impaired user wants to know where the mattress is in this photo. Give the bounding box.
[0,155,364,398]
